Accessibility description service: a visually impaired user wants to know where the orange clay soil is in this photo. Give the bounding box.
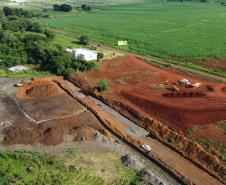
[3,77,110,145]
[70,55,226,141]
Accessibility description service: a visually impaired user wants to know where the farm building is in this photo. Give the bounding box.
[67,48,98,62]
[10,0,26,3]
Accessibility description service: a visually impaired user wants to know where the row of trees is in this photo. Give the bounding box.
[53,4,72,12]
[3,7,39,18]
[52,4,92,12]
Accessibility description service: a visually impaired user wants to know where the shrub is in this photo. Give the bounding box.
[53,4,72,12]
[44,29,55,39]
[97,52,104,60]
[79,35,89,45]
[81,4,92,11]
[97,80,109,92]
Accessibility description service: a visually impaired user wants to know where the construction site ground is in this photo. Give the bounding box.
[71,55,226,146]
[0,77,178,185]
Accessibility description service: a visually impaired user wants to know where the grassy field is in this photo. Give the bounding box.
[35,1,226,61]
[0,150,141,185]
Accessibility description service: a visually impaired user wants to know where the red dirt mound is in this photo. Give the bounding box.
[18,79,65,99]
[73,127,97,142]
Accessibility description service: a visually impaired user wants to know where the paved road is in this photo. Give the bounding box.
[65,80,223,185]
[98,46,226,83]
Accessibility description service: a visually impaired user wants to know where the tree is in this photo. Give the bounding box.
[60,4,72,12]
[81,4,92,11]
[53,4,72,12]
[3,7,13,16]
[44,29,54,39]
[79,35,89,45]
[53,4,60,11]
[97,52,104,61]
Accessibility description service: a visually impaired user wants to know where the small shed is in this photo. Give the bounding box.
[71,48,97,62]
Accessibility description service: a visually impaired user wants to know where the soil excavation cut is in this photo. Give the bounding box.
[71,55,226,149]
[71,55,226,129]
[2,77,111,145]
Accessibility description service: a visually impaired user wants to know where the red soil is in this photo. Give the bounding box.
[71,55,226,133]
[193,124,226,143]
[17,78,65,99]
[196,58,226,72]
[3,77,111,145]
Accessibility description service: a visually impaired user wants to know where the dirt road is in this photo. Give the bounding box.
[63,80,222,185]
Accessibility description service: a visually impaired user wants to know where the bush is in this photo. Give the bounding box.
[44,29,55,39]
[97,52,104,60]
[97,80,109,92]
[81,4,92,11]
[79,35,89,45]
[53,4,72,12]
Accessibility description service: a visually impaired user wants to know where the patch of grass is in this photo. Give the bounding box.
[116,76,130,84]
[185,130,193,138]
[0,68,53,78]
[66,148,76,157]
[0,150,142,185]
[217,121,226,136]
[199,139,213,151]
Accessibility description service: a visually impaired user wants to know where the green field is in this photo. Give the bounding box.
[35,1,226,61]
[0,150,141,185]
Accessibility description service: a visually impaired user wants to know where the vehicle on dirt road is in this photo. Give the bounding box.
[141,144,151,153]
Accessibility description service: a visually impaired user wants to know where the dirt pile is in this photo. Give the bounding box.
[73,127,97,142]
[17,78,65,99]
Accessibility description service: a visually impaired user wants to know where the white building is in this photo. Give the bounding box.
[68,48,98,62]
[10,0,26,4]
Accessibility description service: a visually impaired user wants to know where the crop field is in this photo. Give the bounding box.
[35,1,226,61]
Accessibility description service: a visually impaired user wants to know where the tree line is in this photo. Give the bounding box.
[53,3,92,12]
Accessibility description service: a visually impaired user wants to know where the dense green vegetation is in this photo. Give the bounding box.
[38,2,226,61]
[53,4,72,12]
[0,150,141,185]
[0,8,96,76]
[3,6,40,18]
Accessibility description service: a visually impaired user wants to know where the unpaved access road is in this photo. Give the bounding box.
[64,80,223,185]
